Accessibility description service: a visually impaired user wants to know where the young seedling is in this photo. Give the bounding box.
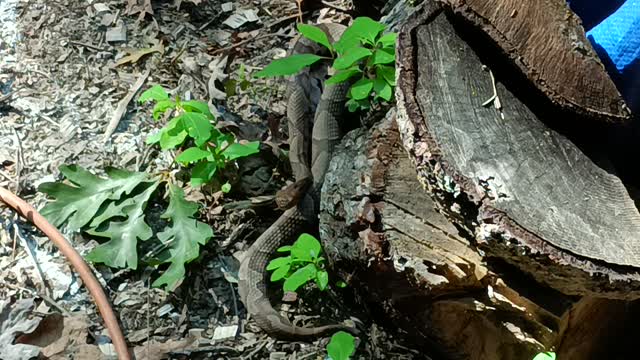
[256,17,397,112]
[327,331,356,360]
[267,233,329,293]
[139,85,260,187]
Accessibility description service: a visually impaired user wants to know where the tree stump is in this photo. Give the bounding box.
[320,1,640,359]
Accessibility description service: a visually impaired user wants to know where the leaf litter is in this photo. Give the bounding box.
[0,0,423,358]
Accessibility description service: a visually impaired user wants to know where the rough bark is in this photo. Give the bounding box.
[396,1,640,299]
[320,112,560,359]
[440,0,630,122]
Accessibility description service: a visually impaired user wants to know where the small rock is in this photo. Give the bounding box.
[221,2,233,12]
[270,352,287,360]
[100,13,115,26]
[156,303,174,317]
[212,325,238,340]
[106,25,126,42]
[93,3,110,15]
[88,86,100,94]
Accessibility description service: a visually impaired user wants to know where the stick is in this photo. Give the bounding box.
[103,68,150,142]
[0,186,131,360]
[209,13,304,56]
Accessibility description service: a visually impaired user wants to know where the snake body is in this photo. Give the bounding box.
[238,23,358,340]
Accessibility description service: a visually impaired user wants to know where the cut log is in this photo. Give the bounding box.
[320,112,562,359]
[439,0,630,122]
[319,1,640,359]
[396,1,640,299]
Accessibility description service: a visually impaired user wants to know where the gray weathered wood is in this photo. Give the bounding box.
[396,3,640,298]
[321,112,558,359]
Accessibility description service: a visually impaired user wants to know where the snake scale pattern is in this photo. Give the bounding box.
[238,23,359,340]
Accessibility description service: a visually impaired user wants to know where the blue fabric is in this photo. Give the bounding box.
[568,0,640,112]
[587,0,640,73]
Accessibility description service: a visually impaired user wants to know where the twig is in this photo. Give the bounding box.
[0,91,16,103]
[481,65,504,119]
[12,128,24,194]
[12,220,49,297]
[171,39,189,66]
[321,0,352,13]
[0,186,130,360]
[296,0,303,22]
[103,68,150,142]
[210,33,292,56]
[68,40,107,52]
[2,283,71,316]
[34,112,61,128]
[209,12,304,56]
[146,279,151,359]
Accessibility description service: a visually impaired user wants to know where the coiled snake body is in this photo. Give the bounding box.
[238,23,358,339]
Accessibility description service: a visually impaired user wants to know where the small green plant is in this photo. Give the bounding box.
[37,86,265,291]
[327,331,356,360]
[38,166,212,290]
[140,85,260,187]
[267,233,329,292]
[533,352,556,360]
[224,64,252,97]
[256,17,397,112]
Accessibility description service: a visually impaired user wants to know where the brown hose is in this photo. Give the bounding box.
[0,186,131,360]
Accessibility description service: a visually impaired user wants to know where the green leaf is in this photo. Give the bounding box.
[190,161,217,186]
[277,245,292,253]
[255,54,324,78]
[283,263,317,292]
[160,129,188,150]
[146,130,162,145]
[179,112,214,146]
[151,185,213,290]
[532,352,556,360]
[327,331,356,360]
[38,165,149,231]
[326,68,362,85]
[333,47,372,70]
[176,147,211,165]
[222,141,260,161]
[152,100,176,120]
[85,182,159,269]
[373,77,392,101]
[267,256,292,271]
[371,47,395,65]
[376,32,397,48]
[181,100,215,120]
[271,263,291,282]
[334,17,386,54]
[158,116,188,150]
[221,182,231,193]
[336,280,347,288]
[350,78,374,100]
[297,23,333,53]
[346,98,370,112]
[139,85,169,103]
[376,65,396,86]
[291,233,322,262]
[316,270,329,291]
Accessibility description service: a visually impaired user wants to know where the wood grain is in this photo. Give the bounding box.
[396,3,640,298]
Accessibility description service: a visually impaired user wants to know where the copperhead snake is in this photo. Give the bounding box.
[238,23,360,339]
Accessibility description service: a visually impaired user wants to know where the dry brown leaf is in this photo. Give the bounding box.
[115,43,165,67]
[126,0,153,16]
[133,338,196,359]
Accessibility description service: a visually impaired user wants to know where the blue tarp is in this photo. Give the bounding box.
[587,0,640,73]
[569,0,640,111]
